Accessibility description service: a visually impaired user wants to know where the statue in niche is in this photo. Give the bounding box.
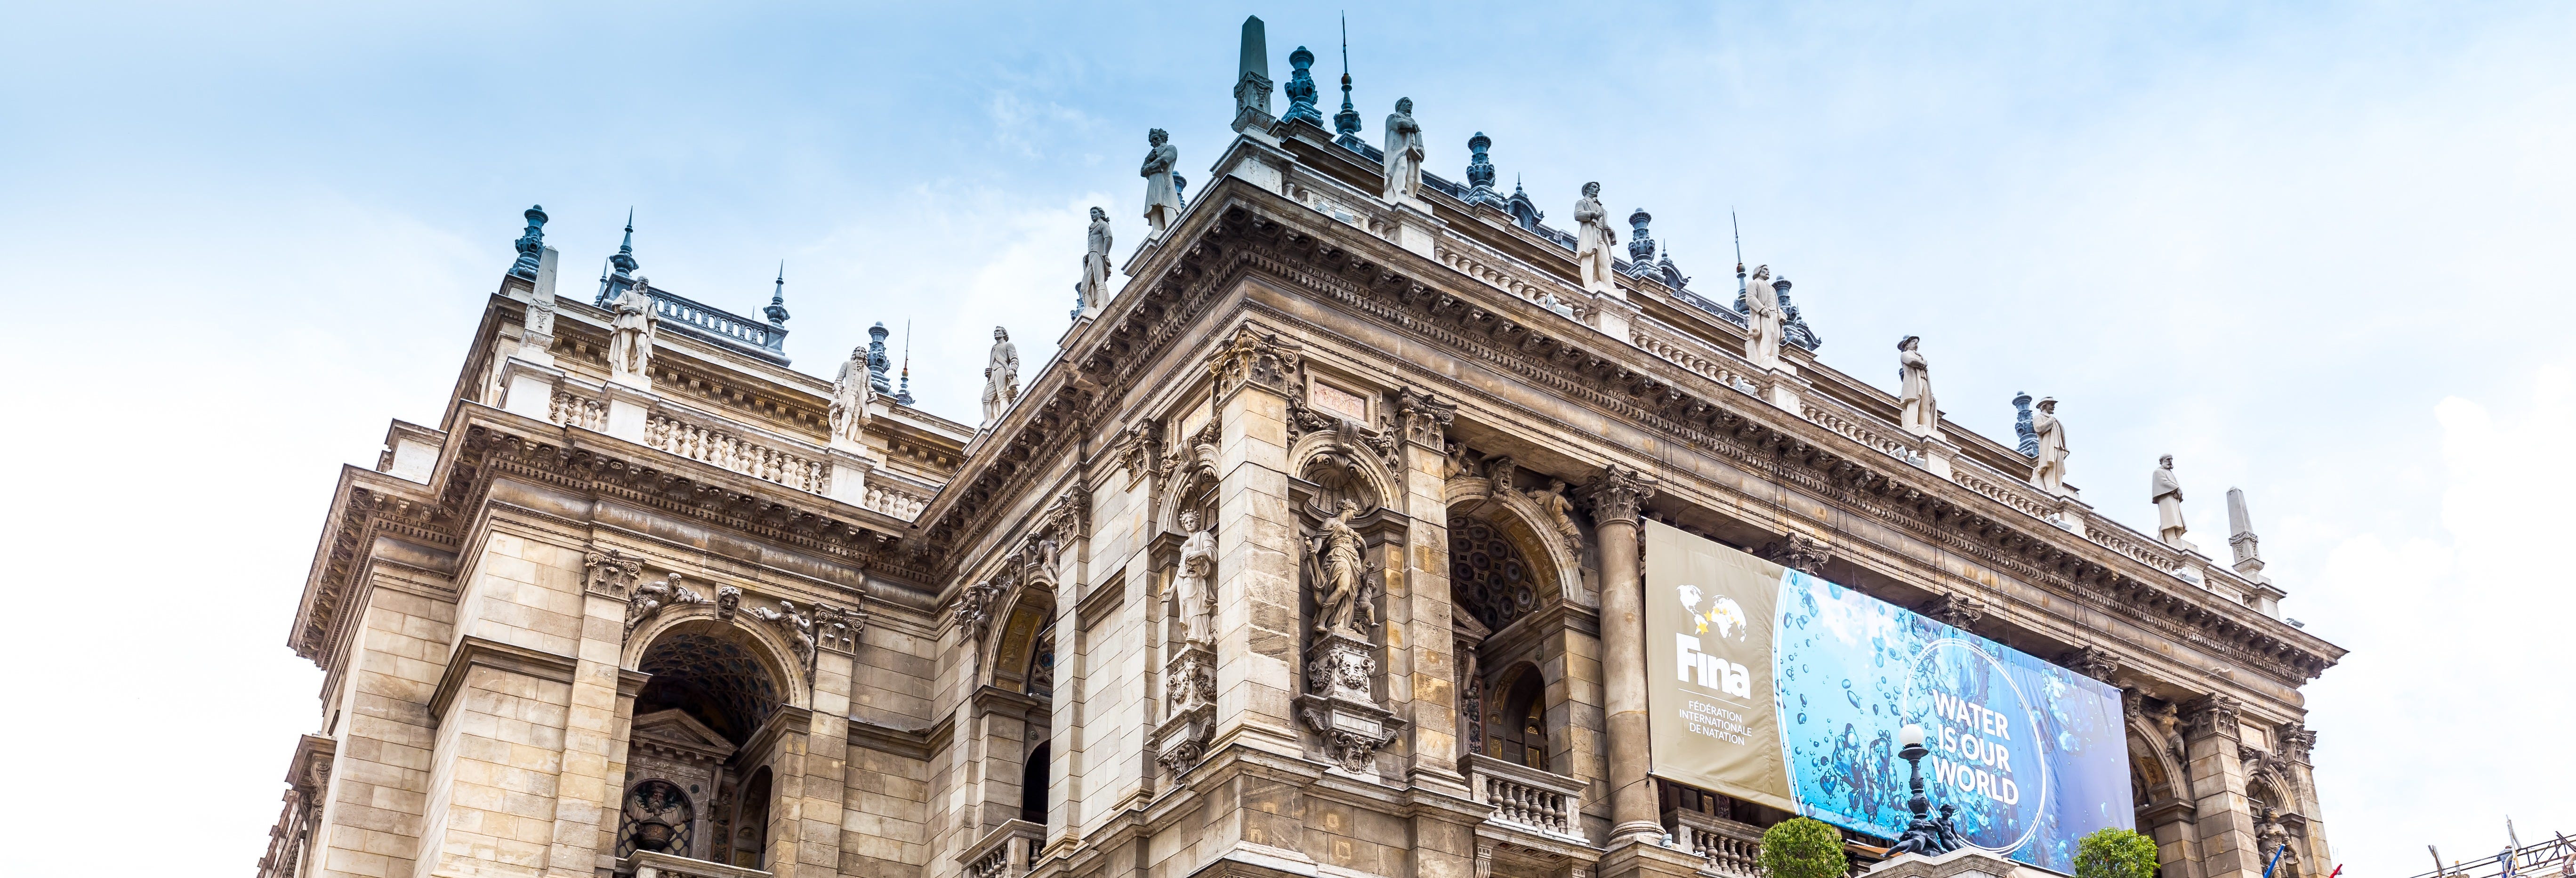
[1310,499,1372,635]
[607,276,660,384]
[1897,335,1938,437]
[1574,183,1617,292]
[981,327,1019,427]
[1527,478,1584,551]
[1743,265,1783,369]
[829,345,871,444]
[1080,206,1114,311]
[2152,454,2188,544]
[1381,97,1425,201]
[1140,129,1182,234]
[2031,397,2071,493]
[1172,508,1217,646]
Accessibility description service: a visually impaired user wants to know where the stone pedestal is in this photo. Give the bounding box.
[1592,296,1638,341]
[604,381,658,444]
[1866,846,2054,878]
[1154,644,1218,777]
[498,357,564,422]
[1390,201,1438,258]
[824,450,872,507]
[1297,628,1401,780]
[1916,437,1959,480]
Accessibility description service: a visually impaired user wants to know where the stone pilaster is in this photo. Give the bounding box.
[1394,388,1464,786]
[539,551,644,878]
[1580,464,1658,844]
[1207,327,1305,759]
[792,648,853,878]
[2182,695,2262,878]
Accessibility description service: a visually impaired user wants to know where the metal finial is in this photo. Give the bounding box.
[610,207,638,275]
[509,204,548,279]
[764,260,790,326]
[1333,13,1363,144]
[895,320,914,405]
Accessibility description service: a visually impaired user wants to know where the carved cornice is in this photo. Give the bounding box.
[1579,464,1657,529]
[909,185,2339,690]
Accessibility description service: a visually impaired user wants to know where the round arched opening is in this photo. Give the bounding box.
[1020,741,1050,824]
[1451,516,1541,633]
[635,622,785,746]
[1485,663,1550,771]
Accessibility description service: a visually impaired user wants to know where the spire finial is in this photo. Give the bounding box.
[895,320,915,405]
[610,208,638,276]
[764,260,790,327]
[1333,13,1362,144]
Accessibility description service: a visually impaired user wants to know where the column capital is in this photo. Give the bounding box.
[1207,325,1303,400]
[1579,464,1657,528]
[2181,693,2245,740]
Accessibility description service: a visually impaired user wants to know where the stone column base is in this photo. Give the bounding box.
[1594,835,1707,878]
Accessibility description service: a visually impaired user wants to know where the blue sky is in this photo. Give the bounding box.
[3,2,2569,873]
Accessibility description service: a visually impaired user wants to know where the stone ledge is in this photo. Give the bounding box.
[425,635,579,728]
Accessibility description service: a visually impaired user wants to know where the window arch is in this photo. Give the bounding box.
[1485,663,1550,771]
[1451,518,1540,632]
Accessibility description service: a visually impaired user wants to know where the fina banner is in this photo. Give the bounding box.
[1644,520,2133,871]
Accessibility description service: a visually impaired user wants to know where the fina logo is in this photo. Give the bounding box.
[1674,584,1752,697]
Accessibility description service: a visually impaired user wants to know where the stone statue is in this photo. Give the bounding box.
[2032,397,2071,493]
[1381,97,1424,201]
[981,327,1020,427]
[1527,478,1583,551]
[1743,265,1783,369]
[607,277,659,384]
[1080,206,1114,310]
[1173,508,1217,646]
[1574,182,1617,293]
[1310,499,1368,635]
[1897,335,1938,436]
[2152,454,2187,544]
[829,345,871,444]
[1140,129,1182,234]
[749,599,816,666]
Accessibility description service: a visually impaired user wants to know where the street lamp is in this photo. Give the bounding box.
[1899,724,1931,822]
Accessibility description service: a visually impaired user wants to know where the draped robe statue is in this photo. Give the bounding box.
[2031,397,2071,493]
[829,345,871,444]
[981,327,1019,427]
[1897,335,1938,436]
[1381,98,1424,201]
[607,277,659,385]
[1311,499,1369,635]
[1743,265,1784,369]
[2152,455,2187,544]
[1574,182,1617,293]
[1080,206,1114,310]
[1140,129,1182,234]
[1173,509,1217,646]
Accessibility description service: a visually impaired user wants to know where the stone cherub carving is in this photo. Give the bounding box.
[749,599,817,667]
[829,345,871,444]
[1172,508,1218,646]
[626,572,705,631]
[1141,129,1182,234]
[2031,397,2071,493]
[1574,182,1617,293]
[1897,335,1938,437]
[1381,98,1425,201]
[1527,478,1583,551]
[981,327,1019,427]
[1079,206,1114,311]
[1742,265,1783,369]
[607,276,660,384]
[1309,499,1377,635]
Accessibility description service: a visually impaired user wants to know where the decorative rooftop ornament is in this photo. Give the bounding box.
[1777,275,1820,350]
[1232,16,1273,132]
[866,322,892,394]
[1655,244,1690,290]
[763,262,789,327]
[1141,129,1183,234]
[1380,98,1424,201]
[1282,46,1323,126]
[2013,392,2040,458]
[1574,183,1618,294]
[1334,16,1362,148]
[510,205,547,279]
[1507,177,1543,231]
[1465,132,1496,192]
[1627,208,1657,267]
[610,208,638,276]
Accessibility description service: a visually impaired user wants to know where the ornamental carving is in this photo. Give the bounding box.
[1757,532,1833,576]
[2276,725,2317,763]
[714,585,741,620]
[1155,647,1218,776]
[1922,591,1989,631]
[627,573,707,634]
[2061,645,2120,683]
[1525,478,1584,553]
[953,579,1006,646]
[1579,464,1656,528]
[1393,387,1457,449]
[2181,694,2244,740]
[1207,326,1303,398]
[1114,419,1162,488]
[584,548,645,598]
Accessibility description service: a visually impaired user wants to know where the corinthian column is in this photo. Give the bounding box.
[1581,464,1659,843]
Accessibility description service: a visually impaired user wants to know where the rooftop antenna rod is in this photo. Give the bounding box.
[1732,209,1747,295]
[898,320,912,396]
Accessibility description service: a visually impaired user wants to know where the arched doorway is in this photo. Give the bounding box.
[1020,741,1050,824]
[620,621,792,868]
[1487,663,1550,770]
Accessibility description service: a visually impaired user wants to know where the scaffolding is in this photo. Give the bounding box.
[2407,832,2573,878]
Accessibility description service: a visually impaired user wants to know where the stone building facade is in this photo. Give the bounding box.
[259,32,2343,878]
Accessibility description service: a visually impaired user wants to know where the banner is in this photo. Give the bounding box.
[1644,520,2132,872]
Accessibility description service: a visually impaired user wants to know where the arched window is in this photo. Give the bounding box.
[1020,741,1050,824]
[1486,664,1550,771]
[1451,518,1540,633]
[623,622,787,867]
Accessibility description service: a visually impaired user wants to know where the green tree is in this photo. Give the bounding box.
[2076,828,2163,878]
[1760,817,1849,878]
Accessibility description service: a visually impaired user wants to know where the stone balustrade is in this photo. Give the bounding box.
[1630,316,1758,394]
[1668,814,1764,878]
[1948,456,2062,524]
[646,411,828,495]
[619,850,771,878]
[549,389,609,432]
[958,819,1044,878]
[863,475,933,521]
[1799,393,1923,465]
[1464,753,1587,842]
